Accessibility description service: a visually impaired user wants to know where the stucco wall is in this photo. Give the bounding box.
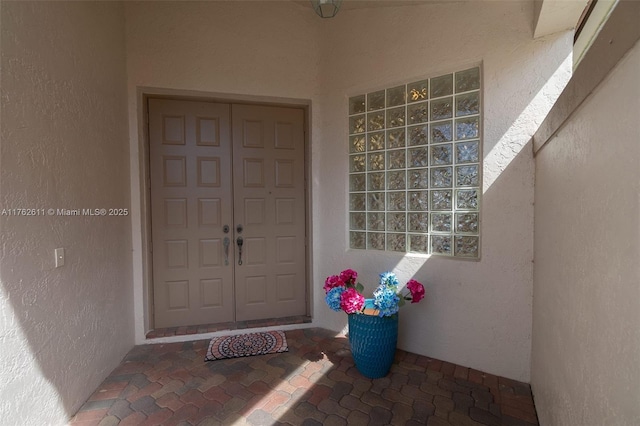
[125,1,571,381]
[0,2,133,424]
[124,1,321,341]
[531,40,640,425]
[314,1,571,382]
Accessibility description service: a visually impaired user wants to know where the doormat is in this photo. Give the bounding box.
[204,330,288,361]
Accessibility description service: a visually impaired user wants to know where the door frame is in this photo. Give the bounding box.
[135,87,313,335]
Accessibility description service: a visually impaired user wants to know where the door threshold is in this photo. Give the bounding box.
[146,315,312,339]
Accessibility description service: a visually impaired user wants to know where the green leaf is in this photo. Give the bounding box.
[355,282,364,293]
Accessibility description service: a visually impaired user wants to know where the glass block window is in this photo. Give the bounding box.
[348,67,481,258]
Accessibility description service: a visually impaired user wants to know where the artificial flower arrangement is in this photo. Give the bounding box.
[324,269,425,317]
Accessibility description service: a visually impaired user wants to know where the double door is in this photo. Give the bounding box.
[149,99,306,328]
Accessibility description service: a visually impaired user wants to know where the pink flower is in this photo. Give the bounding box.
[324,275,344,293]
[339,269,358,286]
[407,279,425,303]
[340,287,365,314]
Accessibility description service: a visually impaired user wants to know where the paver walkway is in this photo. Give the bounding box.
[70,328,538,425]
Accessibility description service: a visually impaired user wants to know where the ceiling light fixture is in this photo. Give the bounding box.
[310,0,343,18]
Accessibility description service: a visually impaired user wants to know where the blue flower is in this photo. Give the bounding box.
[373,284,400,317]
[325,287,345,311]
[379,272,399,289]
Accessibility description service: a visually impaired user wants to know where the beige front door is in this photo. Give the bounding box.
[231,104,307,321]
[149,99,306,328]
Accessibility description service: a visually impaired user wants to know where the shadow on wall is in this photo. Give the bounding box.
[0,1,573,423]
[0,1,135,422]
[396,140,536,372]
[326,26,571,380]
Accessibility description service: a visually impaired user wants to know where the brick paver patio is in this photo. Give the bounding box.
[69,328,538,425]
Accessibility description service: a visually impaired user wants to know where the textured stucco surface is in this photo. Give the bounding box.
[126,1,572,381]
[313,1,571,382]
[124,0,321,342]
[0,2,134,424]
[532,40,640,425]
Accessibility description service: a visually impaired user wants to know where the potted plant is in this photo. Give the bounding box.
[324,269,425,378]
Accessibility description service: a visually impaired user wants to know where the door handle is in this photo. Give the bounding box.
[236,236,244,265]
[223,237,230,265]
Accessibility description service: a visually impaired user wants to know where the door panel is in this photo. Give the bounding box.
[149,99,307,328]
[232,104,306,321]
[149,99,234,328]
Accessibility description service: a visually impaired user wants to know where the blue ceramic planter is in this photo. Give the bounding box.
[348,299,398,379]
